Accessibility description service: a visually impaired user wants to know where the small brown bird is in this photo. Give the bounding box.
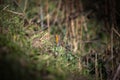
[55,34,60,46]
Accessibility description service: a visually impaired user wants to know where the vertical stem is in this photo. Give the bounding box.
[79,0,84,54]
[100,67,103,80]
[40,6,44,29]
[95,53,98,80]
[23,0,28,24]
[113,64,120,80]
[104,0,109,31]
[78,58,82,71]
[46,0,50,32]
[111,27,114,72]
[110,0,116,73]
[23,0,28,13]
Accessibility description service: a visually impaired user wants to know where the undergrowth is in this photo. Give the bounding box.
[1,1,119,80]
[0,10,90,80]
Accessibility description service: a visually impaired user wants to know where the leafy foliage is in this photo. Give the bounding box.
[0,0,120,80]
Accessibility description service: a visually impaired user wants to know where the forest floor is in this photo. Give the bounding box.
[0,1,120,80]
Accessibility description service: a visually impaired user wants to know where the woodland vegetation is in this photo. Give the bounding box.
[0,0,120,80]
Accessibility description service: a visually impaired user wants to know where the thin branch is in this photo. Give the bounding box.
[13,0,23,12]
[3,9,24,16]
[2,3,24,16]
[113,27,120,37]
[53,0,61,25]
[40,6,44,29]
[113,64,120,80]
[111,27,114,73]
[3,5,9,10]
[23,0,28,13]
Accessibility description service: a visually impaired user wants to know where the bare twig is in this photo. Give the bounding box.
[113,64,120,80]
[2,3,23,16]
[95,53,99,80]
[23,0,28,13]
[111,27,114,73]
[40,6,44,29]
[113,27,120,37]
[3,9,24,16]
[13,0,23,12]
[53,0,61,25]
[3,5,9,10]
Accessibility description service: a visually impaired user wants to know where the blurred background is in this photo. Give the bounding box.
[0,0,120,80]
